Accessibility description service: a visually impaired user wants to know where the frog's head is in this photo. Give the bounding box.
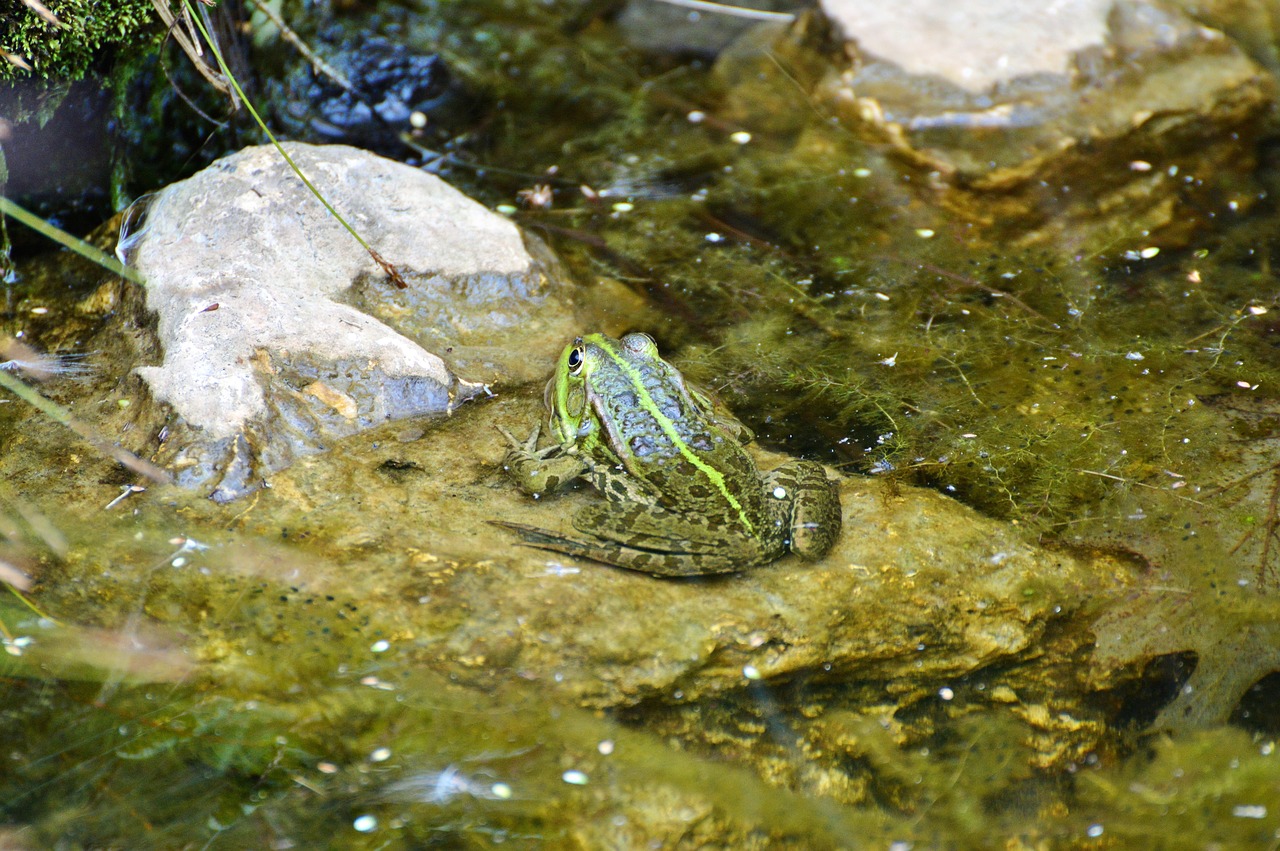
[544,332,662,446]
[545,336,588,444]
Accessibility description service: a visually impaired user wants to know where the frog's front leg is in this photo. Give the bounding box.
[498,423,590,496]
[761,461,843,559]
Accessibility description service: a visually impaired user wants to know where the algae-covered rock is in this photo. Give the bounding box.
[1079,390,1280,733]
[124,142,577,500]
[210,389,1133,779]
[727,0,1275,253]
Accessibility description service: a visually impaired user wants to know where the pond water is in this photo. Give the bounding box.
[4,0,1280,847]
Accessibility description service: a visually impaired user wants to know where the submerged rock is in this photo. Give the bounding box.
[215,390,1134,781]
[822,0,1113,93]
[727,0,1274,252]
[616,0,800,57]
[125,142,575,500]
[275,37,465,156]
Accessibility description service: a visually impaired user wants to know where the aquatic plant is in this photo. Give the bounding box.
[0,0,159,80]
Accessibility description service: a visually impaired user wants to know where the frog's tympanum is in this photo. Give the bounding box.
[495,332,842,577]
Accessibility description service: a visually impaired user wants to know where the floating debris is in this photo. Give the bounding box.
[0,338,92,382]
[386,765,514,804]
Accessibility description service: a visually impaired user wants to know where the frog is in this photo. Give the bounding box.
[493,331,842,577]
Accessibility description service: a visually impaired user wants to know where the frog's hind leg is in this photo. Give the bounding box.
[490,516,748,578]
[573,502,771,572]
[762,461,843,560]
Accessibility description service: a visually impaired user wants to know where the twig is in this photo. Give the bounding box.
[0,196,144,284]
[0,559,31,591]
[187,2,407,289]
[915,259,1047,321]
[20,0,61,27]
[104,485,147,510]
[1077,469,1207,505]
[243,0,356,94]
[649,0,795,22]
[1204,460,1279,499]
[939,355,986,408]
[0,49,33,71]
[150,0,235,101]
[1224,463,1280,588]
[6,492,67,557]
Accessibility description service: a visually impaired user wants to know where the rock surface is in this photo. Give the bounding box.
[822,0,1112,92]
[213,390,1134,774]
[733,0,1276,252]
[128,142,577,500]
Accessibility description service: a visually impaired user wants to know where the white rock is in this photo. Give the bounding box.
[132,143,537,440]
[821,0,1112,92]
[127,142,576,499]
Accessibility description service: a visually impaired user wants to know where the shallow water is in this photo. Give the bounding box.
[5,1,1280,847]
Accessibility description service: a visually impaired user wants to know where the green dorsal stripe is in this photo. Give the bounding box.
[593,336,755,534]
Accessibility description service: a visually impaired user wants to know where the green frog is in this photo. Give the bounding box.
[494,332,842,577]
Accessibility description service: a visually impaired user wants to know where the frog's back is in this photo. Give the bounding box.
[599,352,763,513]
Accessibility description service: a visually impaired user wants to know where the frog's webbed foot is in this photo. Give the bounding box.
[498,422,582,461]
[762,461,843,560]
[497,422,543,455]
[497,422,589,496]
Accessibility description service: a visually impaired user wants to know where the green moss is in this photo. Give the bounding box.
[0,0,161,81]
[1074,729,1280,846]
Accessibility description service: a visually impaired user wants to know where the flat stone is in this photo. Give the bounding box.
[821,0,1112,92]
[232,391,1134,718]
[128,142,577,499]
[723,0,1275,253]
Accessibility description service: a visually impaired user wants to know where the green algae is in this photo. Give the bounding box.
[0,494,1260,849]
[398,0,1254,531]
[0,508,897,848]
[1075,727,1280,847]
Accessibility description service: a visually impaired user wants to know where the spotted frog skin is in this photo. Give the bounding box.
[495,332,842,577]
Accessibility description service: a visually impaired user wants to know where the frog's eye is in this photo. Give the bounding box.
[622,332,658,356]
[567,344,585,375]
